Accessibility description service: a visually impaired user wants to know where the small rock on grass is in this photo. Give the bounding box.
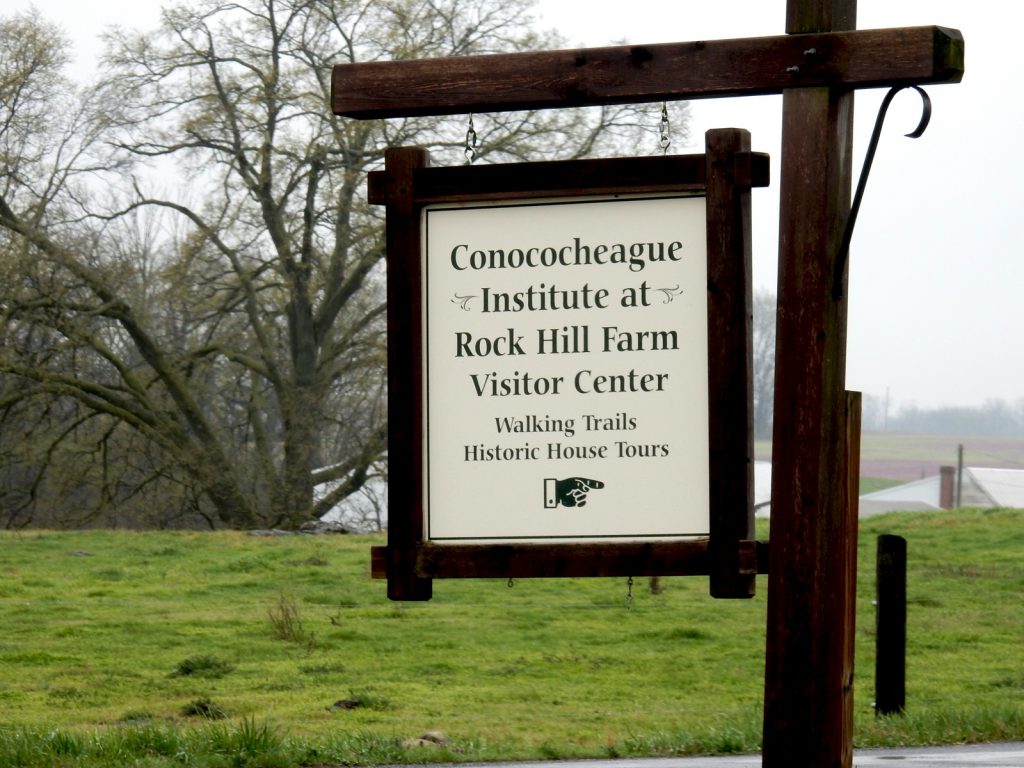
[326,699,360,711]
[401,731,448,748]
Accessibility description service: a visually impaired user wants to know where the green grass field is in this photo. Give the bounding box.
[1,509,1023,767]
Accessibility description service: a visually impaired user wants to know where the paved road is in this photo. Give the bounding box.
[465,743,1024,768]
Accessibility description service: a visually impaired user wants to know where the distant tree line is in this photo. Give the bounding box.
[862,397,1024,437]
[752,291,1022,440]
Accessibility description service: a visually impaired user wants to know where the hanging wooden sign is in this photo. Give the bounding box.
[372,129,768,600]
[336,16,964,766]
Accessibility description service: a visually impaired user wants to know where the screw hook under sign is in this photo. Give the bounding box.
[833,85,932,299]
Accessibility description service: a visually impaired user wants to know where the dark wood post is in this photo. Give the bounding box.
[705,128,756,599]
[384,146,432,601]
[875,534,907,715]
[762,0,859,765]
[845,389,862,717]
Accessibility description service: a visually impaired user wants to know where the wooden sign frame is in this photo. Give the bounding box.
[371,129,768,600]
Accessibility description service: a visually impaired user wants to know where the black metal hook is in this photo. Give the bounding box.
[833,85,932,299]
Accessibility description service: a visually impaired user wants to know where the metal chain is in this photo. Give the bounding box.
[465,113,478,164]
[626,576,634,609]
[507,576,514,589]
[658,103,671,154]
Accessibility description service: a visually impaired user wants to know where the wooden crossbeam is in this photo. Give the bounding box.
[332,25,963,119]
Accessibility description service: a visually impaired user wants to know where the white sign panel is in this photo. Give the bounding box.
[423,195,709,543]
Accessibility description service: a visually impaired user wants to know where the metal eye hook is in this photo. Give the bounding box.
[833,85,932,299]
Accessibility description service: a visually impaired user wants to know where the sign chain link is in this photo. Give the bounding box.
[658,103,671,154]
[465,113,478,163]
[626,575,634,609]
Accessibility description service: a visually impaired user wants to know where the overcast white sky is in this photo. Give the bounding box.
[15,0,1023,414]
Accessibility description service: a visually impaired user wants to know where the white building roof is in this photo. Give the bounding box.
[965,467,1024,507]
[756,465,1024,518]
[857,466,1024,516]
[754,460,772,517]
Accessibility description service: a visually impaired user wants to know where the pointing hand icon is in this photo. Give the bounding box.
[544,477,605,508]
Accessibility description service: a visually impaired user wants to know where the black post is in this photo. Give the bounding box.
[875,534,907,715]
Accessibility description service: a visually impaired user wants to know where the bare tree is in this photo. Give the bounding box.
[753,290,776,441]
[0,0,687,528]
